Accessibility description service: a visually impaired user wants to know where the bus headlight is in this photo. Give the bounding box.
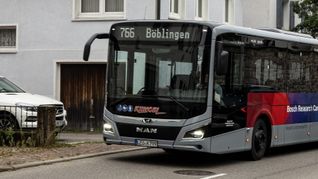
[103,123,114,134]
[183,129,205,139]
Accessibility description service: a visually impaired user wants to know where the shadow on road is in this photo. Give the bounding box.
[266,141,318,158]
[109,142,318,168]
[109,149,248,168]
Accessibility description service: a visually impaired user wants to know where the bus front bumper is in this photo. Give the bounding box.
[103,118,212,153]
[104,136,211,152]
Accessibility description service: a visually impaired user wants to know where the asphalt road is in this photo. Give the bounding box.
[2,142,318,179]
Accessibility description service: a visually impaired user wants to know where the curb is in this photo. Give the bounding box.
[0,147,146,172]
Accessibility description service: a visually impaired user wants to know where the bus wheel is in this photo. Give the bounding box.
[250,119,268,160]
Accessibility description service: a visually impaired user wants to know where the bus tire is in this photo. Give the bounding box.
[250,119,268,160]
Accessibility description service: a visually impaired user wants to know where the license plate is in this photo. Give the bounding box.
[135,139,158,147]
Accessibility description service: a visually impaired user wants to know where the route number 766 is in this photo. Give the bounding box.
[120,28,135,38]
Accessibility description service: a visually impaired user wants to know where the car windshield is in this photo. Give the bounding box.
[0,78,25,93]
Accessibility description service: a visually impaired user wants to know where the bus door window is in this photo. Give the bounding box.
[214,39,245,108]
[113,50,128,95]
[132,52,146,94]
[158,58,172,95]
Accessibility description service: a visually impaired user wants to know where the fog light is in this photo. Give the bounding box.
[184,129,205,139]
[103,123,114,134]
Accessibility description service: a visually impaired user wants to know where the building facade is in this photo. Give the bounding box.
[0,0,298,130]
[242,0,301,30]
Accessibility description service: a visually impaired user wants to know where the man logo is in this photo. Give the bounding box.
[142,118,153,123]
[136,127,158,134]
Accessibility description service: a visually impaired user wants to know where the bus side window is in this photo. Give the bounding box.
[312,47,318,92]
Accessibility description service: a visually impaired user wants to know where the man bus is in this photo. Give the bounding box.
[83,21,318,160]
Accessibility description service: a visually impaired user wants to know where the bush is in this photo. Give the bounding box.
[0,128,36,147]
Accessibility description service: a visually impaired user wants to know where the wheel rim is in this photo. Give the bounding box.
[0,117,16,130]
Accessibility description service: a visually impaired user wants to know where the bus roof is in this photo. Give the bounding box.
[213,23,318,46]
[111,20,318,46]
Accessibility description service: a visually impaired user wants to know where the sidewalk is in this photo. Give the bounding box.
[0,132,143,172]
[56,132,104,144]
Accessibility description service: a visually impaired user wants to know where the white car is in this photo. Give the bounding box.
[0,76,67,132]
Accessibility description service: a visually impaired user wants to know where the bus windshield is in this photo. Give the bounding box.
[106,22,211,119]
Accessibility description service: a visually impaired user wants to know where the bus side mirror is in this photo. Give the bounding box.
[83,33,109,61]
[216,42,229,75]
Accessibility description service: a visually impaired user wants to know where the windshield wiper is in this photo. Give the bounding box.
[166,95,190,112]
[141,94,190,112]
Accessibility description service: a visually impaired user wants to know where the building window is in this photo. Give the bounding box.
[225,0,234,24]
[169,0,183,19]
[289,1,295,30]
[0,25,17,53]
[73,0,125,20]
[195,0,207,20]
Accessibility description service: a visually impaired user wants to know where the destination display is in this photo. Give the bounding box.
[110,23,209,43]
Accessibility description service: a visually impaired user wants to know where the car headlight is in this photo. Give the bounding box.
[16,103,37,112]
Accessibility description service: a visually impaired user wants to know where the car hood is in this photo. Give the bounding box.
[0,93,63,106]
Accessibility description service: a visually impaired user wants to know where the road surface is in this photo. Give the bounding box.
[2,142,318,179]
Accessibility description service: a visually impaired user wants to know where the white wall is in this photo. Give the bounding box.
[0,0,156,98]
[208,0,226,23]
[241,0,277,28]
[0,0,247,99]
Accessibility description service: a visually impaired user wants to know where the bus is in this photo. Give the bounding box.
[83,21,318,160]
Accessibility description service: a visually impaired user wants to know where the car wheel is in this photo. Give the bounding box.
[0,114,19,130]
[250,119,268,160]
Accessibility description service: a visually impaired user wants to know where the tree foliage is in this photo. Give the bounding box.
[293,0,318,37]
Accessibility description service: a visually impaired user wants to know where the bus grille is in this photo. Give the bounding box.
[116,123,181,140]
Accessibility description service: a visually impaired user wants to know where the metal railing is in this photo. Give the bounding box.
[0,105,57,147]
[0,105,37,130]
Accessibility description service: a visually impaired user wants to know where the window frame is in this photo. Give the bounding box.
[73,0,126,21]
[0,24,18,54]
[195,0,207,20]
[169,0,184,20]
[224,0,234,24]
